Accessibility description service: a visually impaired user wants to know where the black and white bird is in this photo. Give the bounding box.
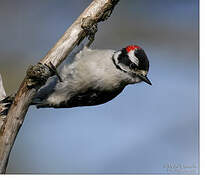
[32,45,151,108]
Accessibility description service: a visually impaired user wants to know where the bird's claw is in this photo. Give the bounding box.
[45,62,62,82]
[81,16,98,47]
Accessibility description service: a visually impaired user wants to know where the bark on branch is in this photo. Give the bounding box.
[0,0,119,173]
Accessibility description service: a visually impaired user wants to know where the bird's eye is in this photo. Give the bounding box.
[134,50,138,57]
[129,63,138,70]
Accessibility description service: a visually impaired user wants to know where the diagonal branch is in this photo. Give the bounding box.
[0,0,119,173]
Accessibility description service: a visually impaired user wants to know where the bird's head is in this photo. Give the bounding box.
[113,45,152,85]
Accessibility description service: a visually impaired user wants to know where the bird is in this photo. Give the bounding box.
[32,45,152,108]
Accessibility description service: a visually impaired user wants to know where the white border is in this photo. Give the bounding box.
[0,0,202,179]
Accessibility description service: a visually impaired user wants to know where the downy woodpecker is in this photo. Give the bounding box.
[32,45,152,108]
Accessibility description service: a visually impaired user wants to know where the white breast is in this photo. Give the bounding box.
[46,47,129,105]
[61,47,127,90]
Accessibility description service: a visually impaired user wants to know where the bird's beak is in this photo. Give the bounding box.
[138,74,152,85]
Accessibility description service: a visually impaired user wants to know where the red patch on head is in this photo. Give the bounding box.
[126,45,141,53]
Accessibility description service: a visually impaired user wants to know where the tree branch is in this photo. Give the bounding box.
[0,0,119,173]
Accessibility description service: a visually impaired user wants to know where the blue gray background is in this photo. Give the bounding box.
[0,0,199,174]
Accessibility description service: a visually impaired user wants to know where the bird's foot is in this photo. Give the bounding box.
[45,62,62,82]
[81,16,98,47]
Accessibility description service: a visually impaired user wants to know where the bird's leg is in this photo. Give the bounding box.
[45,62,63,82]
[81,16,98,47]
[86,23,98,47]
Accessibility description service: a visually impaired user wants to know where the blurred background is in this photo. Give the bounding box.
[0,0,199,174]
